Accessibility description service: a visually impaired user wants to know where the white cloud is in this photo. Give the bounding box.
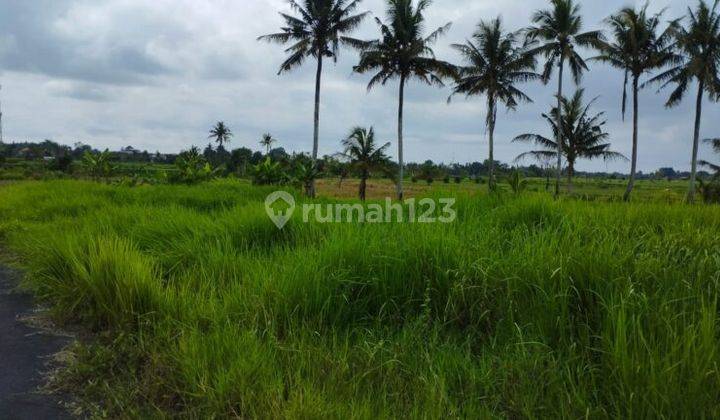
[0,0,716,172]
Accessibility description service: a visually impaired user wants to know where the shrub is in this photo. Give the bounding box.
[252,157,287,186]
[426,177,434,185]
[411,176,418,184]
[292,160,322,196]
[454,176,462,184]
[699,180,720,203]
[172,147,215,184]
[82,150,114,179]
[507,169,528,194]
[48,155,74,173]
[443,175,450,184]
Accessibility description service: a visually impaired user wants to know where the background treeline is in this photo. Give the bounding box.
[0,138,709,184]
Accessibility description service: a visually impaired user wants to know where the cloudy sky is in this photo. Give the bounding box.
[0,0,717,172]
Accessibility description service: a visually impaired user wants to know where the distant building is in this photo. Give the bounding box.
[118,146,141,156]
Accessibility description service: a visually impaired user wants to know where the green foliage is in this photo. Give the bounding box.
[173,147,215,184]
[258,1,368,75]
[514,90,626,181]
[526,0,603,84]
[50,155,74,173]
[647,0,720,108]
[251,157,287,186]
[507,168,529,193]
[338,127,391,200]
[418,160,437,182]
[82,150,115,179]
[354,0,455,87]
[698,179,720,203]
[208,121,233,149]
[259,133,276,154]
[292,160,322,197]
[593,4,676,119]
[1,181,720,417]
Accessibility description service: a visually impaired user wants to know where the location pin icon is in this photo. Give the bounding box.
[265,191,296,229]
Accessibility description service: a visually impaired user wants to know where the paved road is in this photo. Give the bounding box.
[0,266,72,419]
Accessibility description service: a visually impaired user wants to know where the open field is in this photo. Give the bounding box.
[316,177,692,202]
[0,179,719,417]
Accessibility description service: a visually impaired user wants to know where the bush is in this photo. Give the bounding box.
[454,176,462,184]
[172,147,215,184]
[82,150,114,179]
[426,177,434,185]
[252,157,288,186]
[292,160,321,196]
[443,175,450,184]
[507,169,528,194]
[699,180,720,203]
[48,155,74,173]
[411,176,418,184]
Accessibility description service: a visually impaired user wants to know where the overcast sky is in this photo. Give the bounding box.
[0,0,717,172]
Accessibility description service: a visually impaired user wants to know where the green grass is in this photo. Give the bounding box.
[0,179,719,418]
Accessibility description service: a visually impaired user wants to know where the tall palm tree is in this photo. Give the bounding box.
[208,121,233,149]
[514,89,626,191]
[450,17,539,191]
[647,0,720,203]
[354,0,455,200]
[260,133,277,154]
[259,0,369,198]
[337,127,391,200]
[525,0,604,197]
[594,5,678,201]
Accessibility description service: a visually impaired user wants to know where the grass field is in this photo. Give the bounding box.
[0,179,718,418]
[316,177,690,202]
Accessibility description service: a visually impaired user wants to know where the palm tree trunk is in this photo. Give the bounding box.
[688,81,704,204]
[554,57,565,199]
[623,76,639,202]
[545,165,551,191]
[487,95,496,192]
[310,55,323,199]
[360,169,368,201]
[397,75,406,201]
[567,162,574,193]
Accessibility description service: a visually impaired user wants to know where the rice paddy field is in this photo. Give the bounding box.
[0,179,719,418]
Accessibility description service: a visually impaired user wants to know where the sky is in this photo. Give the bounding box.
[0,0,717,172]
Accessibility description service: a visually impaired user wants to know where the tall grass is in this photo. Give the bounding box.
[0,179,718,417]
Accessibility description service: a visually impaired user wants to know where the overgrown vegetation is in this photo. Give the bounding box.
[0,180,719,417]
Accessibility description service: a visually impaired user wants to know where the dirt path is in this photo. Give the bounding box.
[0,266,72,419]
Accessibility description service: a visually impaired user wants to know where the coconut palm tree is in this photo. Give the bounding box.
[525,0,604,197]
[450,17,539,191]
[514,89,626,191]
[259,0,369,198]
[646,0,720,203]
[337,127,391,200]
[260,133,277,154]
[593,5,679,202]
[294,160,323,197]
[208,121,233,149]
[353,0,455,200]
